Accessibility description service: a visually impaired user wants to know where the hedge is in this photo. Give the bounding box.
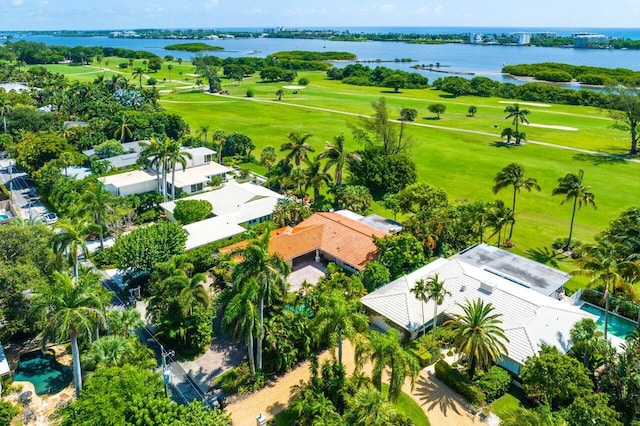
[475,366,511,402]
[434,360,486,405]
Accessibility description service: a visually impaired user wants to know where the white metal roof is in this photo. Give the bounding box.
[170,162,233,188]
[99,170,157,188]
[183,217,246,250]
[361,257,597,366]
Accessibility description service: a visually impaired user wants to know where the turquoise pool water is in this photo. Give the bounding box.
[0,214,9,220]
[580,303,637,339]
[13,351,72,395]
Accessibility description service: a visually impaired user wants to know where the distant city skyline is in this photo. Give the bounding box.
[2,0,640,31]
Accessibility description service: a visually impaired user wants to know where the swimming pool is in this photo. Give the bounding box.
[0,214,9,220]
[13,351,72,395]
[580,303,638,339]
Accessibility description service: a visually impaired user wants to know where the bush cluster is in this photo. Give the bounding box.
[475,366,512,402]
[434,360,486,405]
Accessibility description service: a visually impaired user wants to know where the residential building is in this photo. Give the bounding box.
[100,170,157,197]
[573,33,609,48]
[83,141,145,170]
[361,253,596,375]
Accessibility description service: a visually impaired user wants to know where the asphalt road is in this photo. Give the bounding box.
[0,158,51,219]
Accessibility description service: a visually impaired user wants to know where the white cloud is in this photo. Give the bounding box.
[11,0,24,6]
[245,8,265,15]
[415,5,429,15]
[433,5,443,14]
[205,0,219,9]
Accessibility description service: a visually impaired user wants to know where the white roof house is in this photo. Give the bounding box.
[161,181,285,250]
[100,170,157,197]
[361,257,597,374]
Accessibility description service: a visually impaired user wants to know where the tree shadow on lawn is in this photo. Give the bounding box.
[438,94,457,99]
[380,90,402,94]
[422,116,441,121]
[526,246,566,269]
[412,371,467,416]
[572,152,628,166]
[490,141,520,148]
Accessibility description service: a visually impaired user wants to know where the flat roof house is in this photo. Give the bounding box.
[100,170,157,197]
[361,255,596,375]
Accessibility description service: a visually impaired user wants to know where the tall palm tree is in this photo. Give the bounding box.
[445,298,509,378]
[167,64,173,82]
[500,127,514,144]
[198,124,210,142]
[492,163,540,241]
[171,272,210,316]
[50,219,92,282]
[31,271,107,397]
[107,308,144,338]
[355,329,421,402]
[551,170,597,251]
[570,318,608,368]
[504,103,530,143]
[231,229,291,370]
[281,131,315,166]
[313,289,368,365]
[212,129,226,164]
[304,155,332,201]
[138,138,164,194]
[425,274,451,334]
[224,278,260,376]
[573,239,640,340]
[79,181,115,250]
[132,67,145,88]
[166,140,192,200]
[487,200,514,247]
[0,97,12,134]
[410,278,429,336]
[113,114,133,143]
[318,133,360,187]
[344,387,408,426]
[288,166,308,197]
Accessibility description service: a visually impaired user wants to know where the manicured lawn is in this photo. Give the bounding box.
[491,385,530,420]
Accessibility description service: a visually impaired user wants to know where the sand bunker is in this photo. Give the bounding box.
[282,85,306,90]
[523,123,578,131]
[498,101,551,107]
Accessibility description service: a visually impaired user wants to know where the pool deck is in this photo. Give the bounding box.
[4,344,75,425]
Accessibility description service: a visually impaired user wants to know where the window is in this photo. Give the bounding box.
[190,183,203,193]
[204,154,212,163]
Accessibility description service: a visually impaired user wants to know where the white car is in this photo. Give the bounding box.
[42,212,58,225]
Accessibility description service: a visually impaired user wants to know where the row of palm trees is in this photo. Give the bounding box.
[492,163,596,247]
[138,137,192,202]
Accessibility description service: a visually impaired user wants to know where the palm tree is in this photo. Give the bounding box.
[281,131,315,166]
[499,406,567,426]
[260,146,278,173]
[410,278,429,336]
[425,274,451,334]
[231,229,291,370]
[500,127,514,144]
[138,138,164,194]
[170,272,210,316]
[487,200,514,247]
[570,318,608,368]
[0,97,12,134]
[355,329,421,402]
[318,133,360,187]
[224,278,260,376]
[132,67,145,88]
[166,140,193,200]
[167,64,173,82]
[113,114,133,143]
[492,163,540,241]
[212,129,226,164]
[445,298,509,378]
[51,219,92,282]
[304,155,332,201]
[551,170,597,251]
[344,387,408,425]
[288,166,308,197]
[79,181,115,250]
[107,308,144,338]
[198,124,210,142]
[573,239,640,340]
[504,103,530,141]
[31,271,107,397]
[83,335,133,369]
[313,289,368,365]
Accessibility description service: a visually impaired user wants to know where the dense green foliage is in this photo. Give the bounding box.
[0,400,19,426]
[328,63,429,90]
[502,62,640,85]
[374,233,426,279]
[434,360,486,405]
[348,147,416,196]
[0,41,159,64]
[269,50,357,61]
[173,199,212,224]
[164,43,224,52]
[475,366,511,402]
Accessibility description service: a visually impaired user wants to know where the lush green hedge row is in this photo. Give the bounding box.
[581,289,640,323]
[434,360,486,405]
[269,50,357,61]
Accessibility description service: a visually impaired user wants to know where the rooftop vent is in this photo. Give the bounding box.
[479,281,496,294]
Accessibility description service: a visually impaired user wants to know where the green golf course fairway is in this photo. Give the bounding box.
[52,63,640,290]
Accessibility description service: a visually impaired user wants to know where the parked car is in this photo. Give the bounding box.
[42,212,58,225]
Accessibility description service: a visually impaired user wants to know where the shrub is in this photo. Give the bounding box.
[92,247,117,268]
[134,208,160,225]
[400,108,418,121]
[173,199,212,224]
[184,243,216,273]
[147,77,157,86]
[298,77,309,85]
[475,366,511,402]
[434,360,486,405]
[118,62,128,69]
[0,400,19,426]
[246,89,254,97]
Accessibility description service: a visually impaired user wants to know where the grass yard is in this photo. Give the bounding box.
[51,64,640,292]
[490,385,530,420]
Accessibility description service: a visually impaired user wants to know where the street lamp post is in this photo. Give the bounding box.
[160,346,175,398]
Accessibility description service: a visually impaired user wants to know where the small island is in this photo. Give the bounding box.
[164,42,224,52]
[269,50,357,61]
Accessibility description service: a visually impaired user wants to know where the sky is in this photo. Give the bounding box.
[2,0,640,31]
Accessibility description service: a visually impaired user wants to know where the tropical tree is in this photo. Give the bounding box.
[500,127,514,144]
[428,103,446,119]
[212,129,226,164]
[569,318,609,369]
[410,278,429,336]
[607,84,640,156]
[107,308,144,338]
[486,200,514,248]
[319,133,360,187]
[468,105,478,117]
[138,138,170,200]
[50,219,92,282]
[224,278,260,376]
[355,329,420,402]
[132,67,145,88]
[0,97,12,134]
[445,298,509,378]
[31,271,107,397]
[425,274,451,334]
[166,139,192,200]
[276,89,284,101]
[281,131,315,166]
[504,103,530,142]
[231,229,291,370]
[551,170,596,251]
[313,289,368,365]
[79,181,115,250]
[83,335,155,370]
[260,146,277,173]
[344,386,411,425]
[304,155,332,201]
[113,114,133,143]
[492,163,540,241]
[573,239,640,340]
[198,124,210,142]
[167,64,173,82]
